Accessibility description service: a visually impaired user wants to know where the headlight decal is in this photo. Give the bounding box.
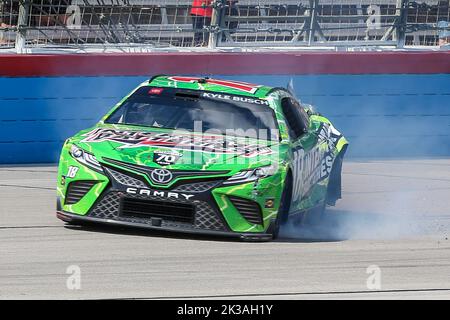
[223,163,279,185]
[70,145,103,174]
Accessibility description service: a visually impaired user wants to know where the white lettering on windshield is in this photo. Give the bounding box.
[202,92,269,106]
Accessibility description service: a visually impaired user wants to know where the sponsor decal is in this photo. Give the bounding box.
[126,187,194,201]
[291,147,323,203]
[291,143,335,203]
[264,198,275,208]
[148,87,164,95]
[317,122,343,148]
[168,76,262,94]
[201,92,269,106]
[153,150,182,166]
[80,128,272,157]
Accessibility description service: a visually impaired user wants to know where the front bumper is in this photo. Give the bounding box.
[58,157,280,241]
[56,211,273,241]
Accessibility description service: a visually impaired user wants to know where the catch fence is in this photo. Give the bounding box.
[0,0,449,52]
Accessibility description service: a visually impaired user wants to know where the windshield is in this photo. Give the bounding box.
[104,87,279,141]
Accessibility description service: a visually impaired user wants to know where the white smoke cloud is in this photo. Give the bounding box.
[279,160,450,241]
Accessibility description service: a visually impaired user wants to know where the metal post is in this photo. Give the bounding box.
[15,0,30,53]
[159,5,169,25]
[395,0,409,48]
[307,0,319,46]
[208,0,223,49]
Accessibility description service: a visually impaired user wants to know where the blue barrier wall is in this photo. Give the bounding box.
[1,74,449,163]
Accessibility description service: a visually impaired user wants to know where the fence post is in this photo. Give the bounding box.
[208,0,223,49]
[15,0,30,53]
[307,0,320,46]
[395,0,408,48]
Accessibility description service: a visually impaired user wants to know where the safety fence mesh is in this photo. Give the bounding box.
[0,0,449,51]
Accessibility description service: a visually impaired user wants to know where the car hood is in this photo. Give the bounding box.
[70,125,282,172]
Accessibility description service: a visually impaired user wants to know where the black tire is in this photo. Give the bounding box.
[272,173,292,239]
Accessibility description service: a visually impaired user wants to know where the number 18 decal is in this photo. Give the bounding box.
[67,166,79,178]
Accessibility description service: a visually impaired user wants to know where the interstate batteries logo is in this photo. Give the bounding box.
[80,128,273,157]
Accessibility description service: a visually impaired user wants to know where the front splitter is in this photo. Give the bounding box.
[57,211,273,242]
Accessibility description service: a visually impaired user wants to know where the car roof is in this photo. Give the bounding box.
[146,75,275,99]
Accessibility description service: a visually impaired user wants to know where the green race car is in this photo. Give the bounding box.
[57,76,348,241]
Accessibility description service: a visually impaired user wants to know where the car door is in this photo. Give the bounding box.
[280,96,322,212]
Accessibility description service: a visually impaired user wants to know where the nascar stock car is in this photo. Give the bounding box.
[56,75,348,241]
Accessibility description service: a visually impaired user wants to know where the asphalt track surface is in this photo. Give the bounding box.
[1,159,450,299]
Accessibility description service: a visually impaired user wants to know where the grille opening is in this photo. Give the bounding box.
[65,181,97,205]
[103,166,147,187]
[120,198,195,224]
[172,180,223,193]
[229,196,263,225]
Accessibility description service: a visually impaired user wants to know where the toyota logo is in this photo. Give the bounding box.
[150,168,173,184]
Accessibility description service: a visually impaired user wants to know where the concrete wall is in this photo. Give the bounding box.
[0,52,449,163]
